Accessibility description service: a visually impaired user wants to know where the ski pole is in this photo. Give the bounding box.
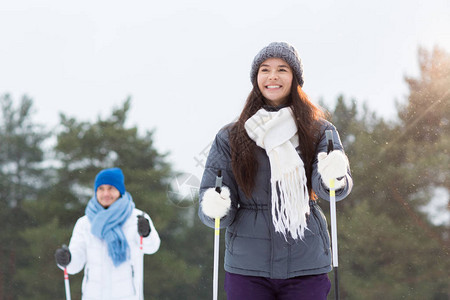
[62,245,70,300]
[325,130,340,300]
[138,233,143,300]
[138,214,145,300]
[60,244,72,300]
[64,267,71,300]
[213,170,222,300]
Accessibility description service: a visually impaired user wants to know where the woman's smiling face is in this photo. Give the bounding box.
[257,57,293,106]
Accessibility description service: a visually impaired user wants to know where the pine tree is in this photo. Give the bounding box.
[0,94,49,300]
[326,47,449,299]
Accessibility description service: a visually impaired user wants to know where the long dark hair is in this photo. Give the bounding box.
[229,75,325,198]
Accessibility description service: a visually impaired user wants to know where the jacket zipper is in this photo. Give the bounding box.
[131,265,136,295]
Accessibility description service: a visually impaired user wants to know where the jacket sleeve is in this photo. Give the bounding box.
[312,121,353,201]
[66,217,88,274]
[198,127,240,229]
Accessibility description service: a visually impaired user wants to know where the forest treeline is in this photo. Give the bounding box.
[0,47,449,299]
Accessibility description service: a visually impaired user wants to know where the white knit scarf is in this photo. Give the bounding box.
[245,107,310,240]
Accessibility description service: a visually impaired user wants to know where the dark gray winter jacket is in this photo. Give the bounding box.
[198,119,353,279]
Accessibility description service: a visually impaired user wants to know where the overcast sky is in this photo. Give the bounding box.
[1,0,449,178]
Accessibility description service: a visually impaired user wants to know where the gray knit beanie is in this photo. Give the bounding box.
[250,41,304,87]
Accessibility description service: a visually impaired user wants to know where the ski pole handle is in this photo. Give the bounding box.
[215,170,222,193]
[325,130,334,153]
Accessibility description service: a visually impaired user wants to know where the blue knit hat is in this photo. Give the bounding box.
[250,41,304,87]
[94,168,126,195]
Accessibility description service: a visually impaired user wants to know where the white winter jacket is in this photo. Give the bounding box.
[65,208,160,300]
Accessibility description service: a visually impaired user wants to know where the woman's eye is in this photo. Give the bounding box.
[260,68,269,72]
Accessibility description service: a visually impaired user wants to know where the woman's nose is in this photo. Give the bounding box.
[268,71,278,80]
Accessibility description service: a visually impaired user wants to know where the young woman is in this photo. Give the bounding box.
[198,42,353,300]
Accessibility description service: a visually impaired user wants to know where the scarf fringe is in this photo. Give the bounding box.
[271,165,310,240]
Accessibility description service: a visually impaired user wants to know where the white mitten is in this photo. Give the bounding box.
[318,150,348,189]
[201,186,231,219]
